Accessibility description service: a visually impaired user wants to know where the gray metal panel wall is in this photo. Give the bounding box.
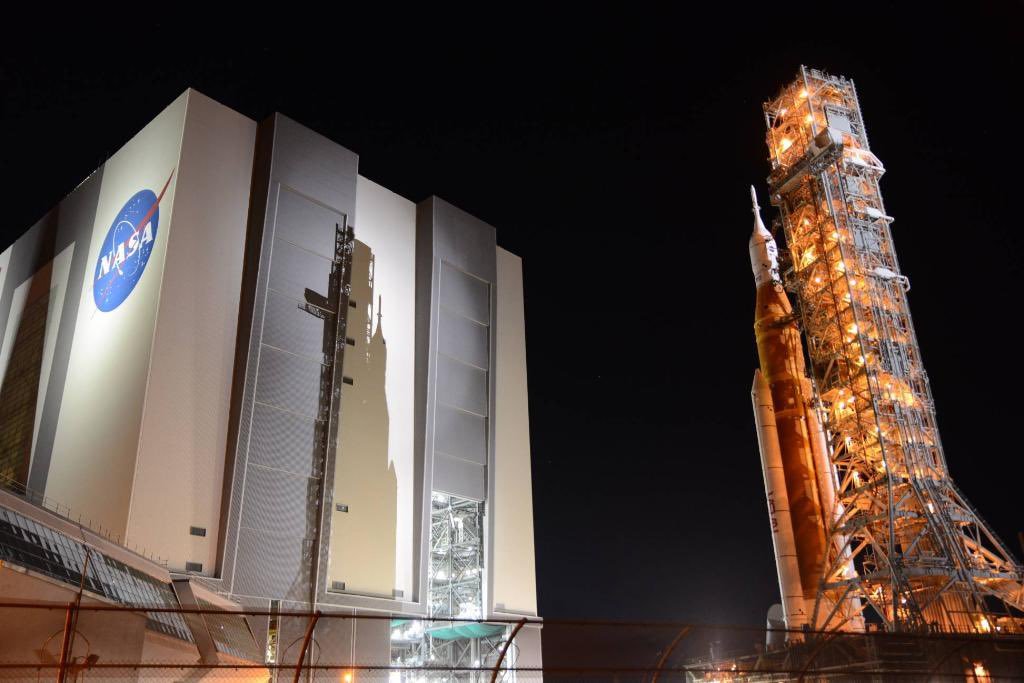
[415,197,497,504]
[219,114,358,605]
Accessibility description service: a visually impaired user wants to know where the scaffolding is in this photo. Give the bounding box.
[390,493,510,681]
[763,66,1024,634]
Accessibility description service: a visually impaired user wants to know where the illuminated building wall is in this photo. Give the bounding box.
[0,90,540,668]
[0,91,254,573]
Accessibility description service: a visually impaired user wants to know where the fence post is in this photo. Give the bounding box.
[56,601,75,683]
[292,610,321,683]
[650,625,692,683]
[490,618,528,683]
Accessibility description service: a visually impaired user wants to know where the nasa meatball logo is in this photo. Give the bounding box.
[93,170,174,312]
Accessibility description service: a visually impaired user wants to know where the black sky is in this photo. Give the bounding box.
[2,8,1022,627]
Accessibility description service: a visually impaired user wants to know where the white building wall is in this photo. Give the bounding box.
[127,90,256,573]
[492,247,538,616]
[326,175,417,598]
[0,247,13,382]
[46,93,189,538]
[3,91,539,618]
[0,248,9,310]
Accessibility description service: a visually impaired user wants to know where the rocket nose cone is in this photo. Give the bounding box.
[749,185,780,286]
[752,368,769,395]
[751,187,773,240]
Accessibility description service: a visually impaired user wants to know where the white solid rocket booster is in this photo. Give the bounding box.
[749,186,810,632]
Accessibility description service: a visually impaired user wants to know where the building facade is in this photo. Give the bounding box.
[0,89,539,674]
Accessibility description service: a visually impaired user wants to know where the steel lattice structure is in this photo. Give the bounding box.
[390,493,512,680]
[763,66,1024,634]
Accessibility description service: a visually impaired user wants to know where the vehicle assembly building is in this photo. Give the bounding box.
[0,90,540,675]
[751,66,1024,638]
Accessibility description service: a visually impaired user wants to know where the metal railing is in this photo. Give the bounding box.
[0,474,168,567]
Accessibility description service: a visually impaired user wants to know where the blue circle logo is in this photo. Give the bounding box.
[93,172,173,312]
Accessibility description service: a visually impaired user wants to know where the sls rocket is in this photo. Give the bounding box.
[749,187,840,635]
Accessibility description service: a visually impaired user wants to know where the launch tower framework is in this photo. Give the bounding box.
[763,66,1024,634]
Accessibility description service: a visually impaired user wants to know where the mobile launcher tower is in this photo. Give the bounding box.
[750,66,1024,637]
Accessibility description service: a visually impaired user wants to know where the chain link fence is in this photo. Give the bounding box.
[1,602,1023,681]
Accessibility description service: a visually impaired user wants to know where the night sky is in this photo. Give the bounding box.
[2,10,1021,628]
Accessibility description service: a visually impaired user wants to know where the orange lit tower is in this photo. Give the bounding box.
[759,66,1024,633]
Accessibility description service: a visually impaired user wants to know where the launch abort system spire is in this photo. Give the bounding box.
[756,66,1024,634]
